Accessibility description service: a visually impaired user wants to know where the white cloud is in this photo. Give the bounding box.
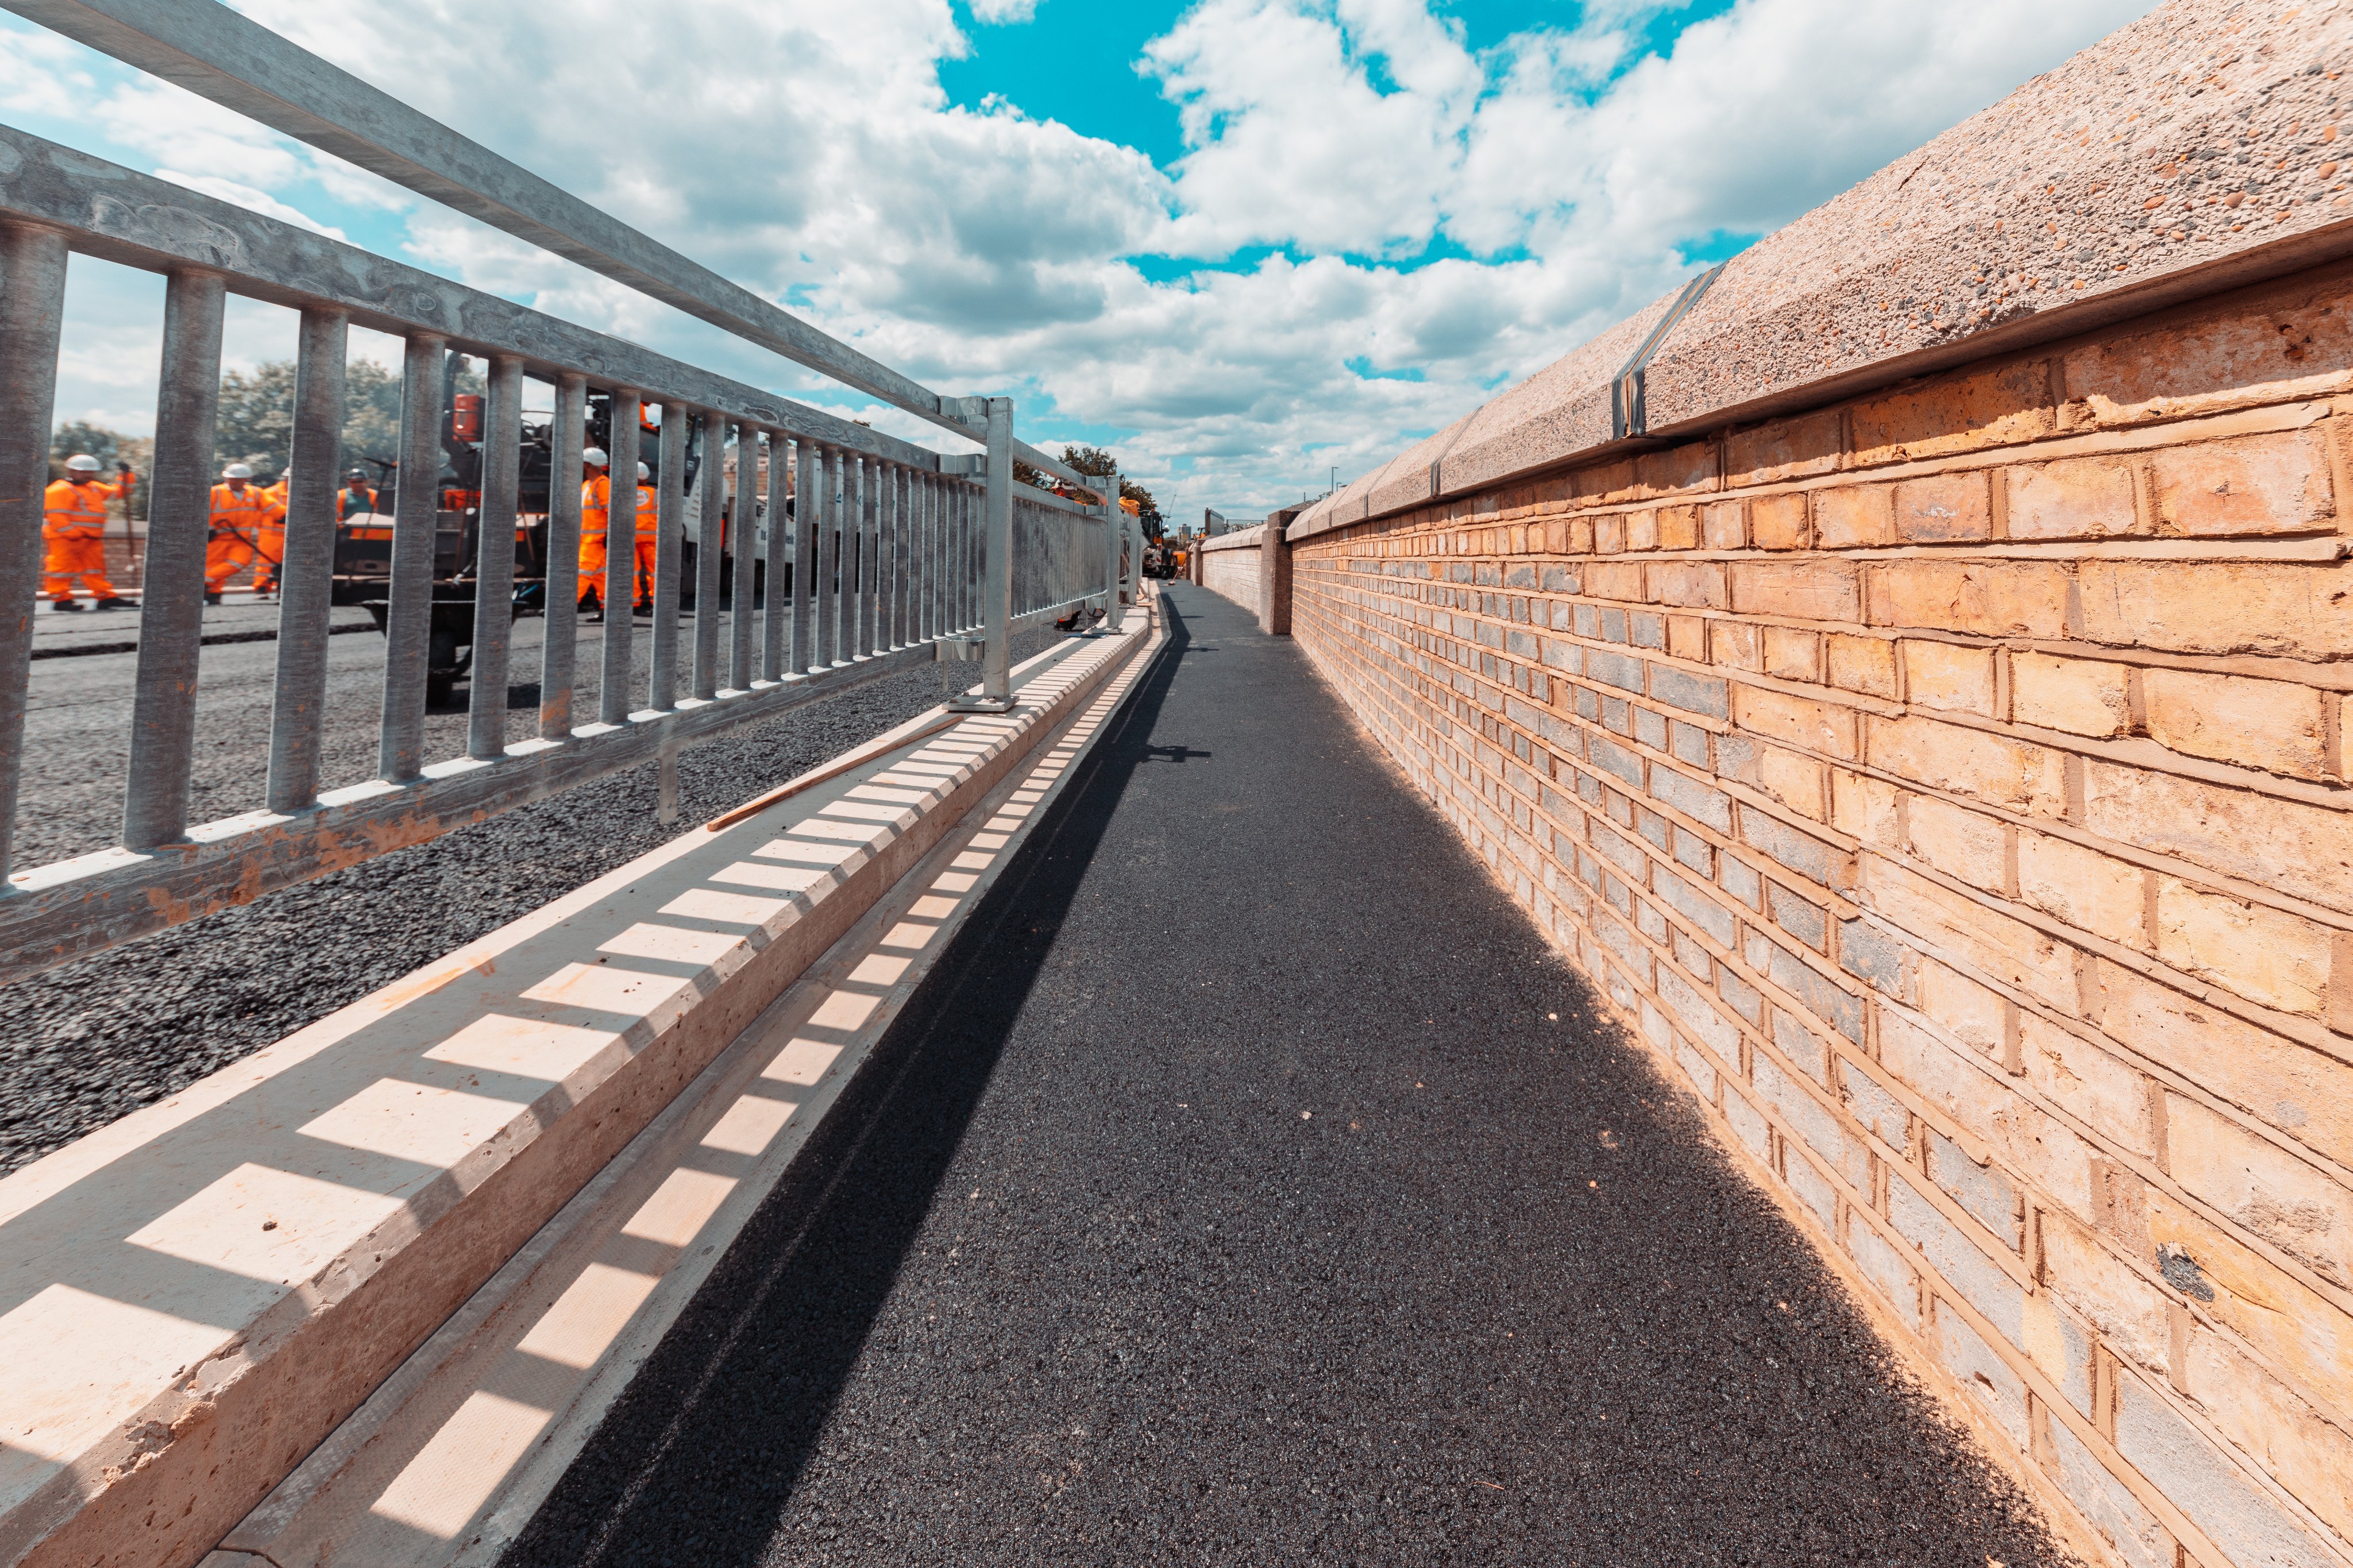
[24,0,2154,522]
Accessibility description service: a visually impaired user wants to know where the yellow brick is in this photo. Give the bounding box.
[2097,961,2353,1167]
[2168,1092,2353,1290]
[1626,508,1660,551]
[1916,957,2007,1058]
[2063,270,2353,424]
[1849,358,2054,465]
[1764,627,1821,682]
[1760,745,1827,821]
[1892,472,1992,543]
[1826,634,1898,698]
[2154,877,2331,1018]
[2146,1189,2353,1424]
[1750,491,1810,550]
[2010,652,2130,737]
[1868,715,2067,817]
[1736,685,1859,760]
[2085,760,2353,917]
[1833,770,1902,850]
[1711,620,1762,671]
[1866,858,2078,1014]
[1725,407,1843,487]
[1729,560,1863,622]
[1656,504,1699,550]
[2005,456,2139,540]
[2076,561,2353,661]
[1703,501,1745,550]
[2183,1323,2353,1543]
[1814,484,1892,549]
[1866,561,2072,638]
[1903,640,1996,716]
[2142,667,2328,780]
[2019,1013,2158,1158]
[2151,429,2335,538]
[2040,1207,2173,1376]
[2016,831,2147,948]
[1905,794,2009,892]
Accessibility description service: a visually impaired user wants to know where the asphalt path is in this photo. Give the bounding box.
[506,584,2071,1567]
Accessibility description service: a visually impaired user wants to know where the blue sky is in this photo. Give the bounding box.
[1,0,2153,521]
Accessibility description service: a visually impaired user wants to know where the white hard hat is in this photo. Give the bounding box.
[637,461,650,481]
[223,462,254,480]
[65,454,100,472]
[583,447,609,468]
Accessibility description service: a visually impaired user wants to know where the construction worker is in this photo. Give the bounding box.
[338,468,379,519]
[254,469,290,597]
[576,449,659,619]
[205,462,284,605]
[43,454,137,611]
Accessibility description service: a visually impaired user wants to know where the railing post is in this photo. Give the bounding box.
[0,222,68,883]
[539,372,585,738]
[727,424,753,693]
[1099,468,1120,632]
[792,437,817,673]
[465,353,522,759]
[599,390,641,726]
[816,443,842,667]
[265,306,348,809]
[650,405,686,710]
[761,431,789,683]
[856,453,877,658]
[124,269,227,845]
[693,412,724,700]
[376,331,445,782]
[973,397,1015,708]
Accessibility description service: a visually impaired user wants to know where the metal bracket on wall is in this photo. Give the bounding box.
[1609,261,1726,442]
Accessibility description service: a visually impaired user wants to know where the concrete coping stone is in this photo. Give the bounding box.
[1287,0,2353,544]
[0,616,1152,1568]
[1197,526,1268,553]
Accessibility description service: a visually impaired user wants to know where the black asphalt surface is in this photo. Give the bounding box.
[1,616,1054,1177]
[506,584,2071,1568]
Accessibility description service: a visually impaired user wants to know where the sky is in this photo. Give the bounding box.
[0,0,2157,523]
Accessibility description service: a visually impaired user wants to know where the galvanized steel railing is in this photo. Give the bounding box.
[0,12,1140,982]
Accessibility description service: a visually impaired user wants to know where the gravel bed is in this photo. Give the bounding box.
[0,629,1058,1177]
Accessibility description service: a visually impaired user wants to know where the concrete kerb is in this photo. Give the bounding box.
[0,609,1158,1568]
[193,590,1171,1567]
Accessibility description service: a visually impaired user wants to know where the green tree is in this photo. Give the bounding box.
[1059,443,1161,528]
[51,420,125,469]
[211,355,479,482]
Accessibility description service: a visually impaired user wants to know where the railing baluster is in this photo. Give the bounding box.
[980,398,1013,703]
[0,221,69,883]
[816,443,840,667]
[853,453,874,658]
[651,405,686,710]
[761,431,788,682]
[727,424,753,692]
[124,269,227,846]
[466,353,522,760]
[376,331,446,783]
[872,459,892,651]
[693,412,723,700]
[894,464,912,647]
[264,306,348,811]
[792,437,816,674]
[880,460,900,650]
[915,470,934,644]
[540,372,585,739]
[600,390,641,726]
[965,481,981,632]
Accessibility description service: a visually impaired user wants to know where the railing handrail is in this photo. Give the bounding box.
[0,127,946,469]
[0,0,1093,487]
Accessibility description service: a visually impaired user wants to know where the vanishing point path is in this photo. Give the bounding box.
[506,583,2068,1567]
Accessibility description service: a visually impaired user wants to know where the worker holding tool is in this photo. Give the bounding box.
[204,462,284,605]
[43,454,137,611]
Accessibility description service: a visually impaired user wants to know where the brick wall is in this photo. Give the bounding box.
[1288,260,2353,1568]
[1200,531,1263,613]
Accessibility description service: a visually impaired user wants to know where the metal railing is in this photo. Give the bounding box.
[0,10,1135,982]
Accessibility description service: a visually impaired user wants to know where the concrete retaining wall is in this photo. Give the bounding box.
[1278,6,2353,1565]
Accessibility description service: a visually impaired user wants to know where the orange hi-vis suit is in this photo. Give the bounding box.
[43,474,130,601]
[338,484,380,519]
[578,473,658,605]
[254,478,290,590]
[205,482,286,593]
